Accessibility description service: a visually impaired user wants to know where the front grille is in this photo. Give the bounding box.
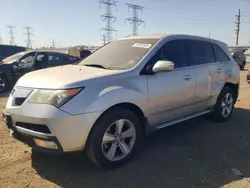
[13,97,26,106]
[15,122,51,134]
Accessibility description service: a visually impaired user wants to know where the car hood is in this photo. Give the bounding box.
[0,62,13,72]
[16,65,122,89]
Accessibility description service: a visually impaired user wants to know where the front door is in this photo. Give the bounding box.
[146,40,196,126]
[14,52,36,80]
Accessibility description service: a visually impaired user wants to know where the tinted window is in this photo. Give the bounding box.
[150,40,188,68]
[47,53,70,67]
[68,55,79,62]
[19,52,36,65]
[187,40,215,65]
[212,44,230,62]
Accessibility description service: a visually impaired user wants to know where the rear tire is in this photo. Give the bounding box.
[240,61,246,70]
[86,107,142,168]
[212,87,235,122]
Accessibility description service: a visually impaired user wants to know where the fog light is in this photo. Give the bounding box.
[33,138,58,149]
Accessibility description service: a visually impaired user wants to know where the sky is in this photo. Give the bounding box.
[0,0,250,48]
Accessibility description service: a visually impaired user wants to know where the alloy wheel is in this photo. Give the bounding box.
[221,93,233,118]
[102,119,136,161]
[0,78,6,92]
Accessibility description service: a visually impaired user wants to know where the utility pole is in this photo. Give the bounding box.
[52,39,56,48]
[125,3,145,36]
[99,0,118,44]
[235,9,241,45]
[6,25,15,45]
[0,36,2,44]
[23,27,34,49]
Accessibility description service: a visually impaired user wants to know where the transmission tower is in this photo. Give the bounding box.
[6,25,15,45]
[235,9,241,45]
[99,0,118,44]
[52,39,56,48]
[23,27,34,49]
[101,33,106,45]
[125,3,145,36]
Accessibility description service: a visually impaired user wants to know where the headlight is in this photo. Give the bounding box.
[29,88,83,108]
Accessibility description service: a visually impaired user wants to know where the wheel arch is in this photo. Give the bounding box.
[222,82,239,102]
[85,102,147,149]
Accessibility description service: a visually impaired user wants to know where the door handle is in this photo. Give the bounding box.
[217,69,223,73]
[184,75,193,80]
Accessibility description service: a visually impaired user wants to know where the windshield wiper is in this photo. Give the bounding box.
[84,64,110,70]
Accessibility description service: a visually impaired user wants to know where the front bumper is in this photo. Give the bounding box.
[3,98,102,152]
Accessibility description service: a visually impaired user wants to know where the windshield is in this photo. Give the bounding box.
[78,39,159,70]
[2,51,31,64]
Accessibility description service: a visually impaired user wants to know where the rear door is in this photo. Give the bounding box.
[46,52,73,68]
[187,40,221,110]
[212,43,232,96]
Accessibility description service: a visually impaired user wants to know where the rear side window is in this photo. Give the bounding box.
[47,53,71,67]
[212,44,230,62]
[150,40,188,68]
[187,40,215,65]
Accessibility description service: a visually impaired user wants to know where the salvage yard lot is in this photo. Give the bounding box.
[0,66,250,188]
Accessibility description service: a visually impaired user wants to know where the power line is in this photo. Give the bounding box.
[6,25,15,45]
[235,9,241,45]
[99,0,118,44]
[125,3,145,36]
[23,27,34,49]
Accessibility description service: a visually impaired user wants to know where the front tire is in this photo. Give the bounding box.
[0,76,8,93]
[86,107,142,168]
[212,87,235,122]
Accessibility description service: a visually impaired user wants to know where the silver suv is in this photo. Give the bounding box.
[3,34,240,167]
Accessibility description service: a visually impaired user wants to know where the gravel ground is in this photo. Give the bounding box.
[0,66,250,188]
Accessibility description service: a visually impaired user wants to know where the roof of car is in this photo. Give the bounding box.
[120,34,225,45]
[22,49,68,54]
[0,44,26,48]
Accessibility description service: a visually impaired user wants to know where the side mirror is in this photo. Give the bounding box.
[152,60,174,73]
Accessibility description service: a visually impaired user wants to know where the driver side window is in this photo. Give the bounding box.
[19,52,36,66]
[149,40,188,69]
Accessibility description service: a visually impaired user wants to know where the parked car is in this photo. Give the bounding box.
[0,50,80,92]
[68,47,91,59]
[2,34,240,168]
[0,45,26,61]
[232,49,247,70]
